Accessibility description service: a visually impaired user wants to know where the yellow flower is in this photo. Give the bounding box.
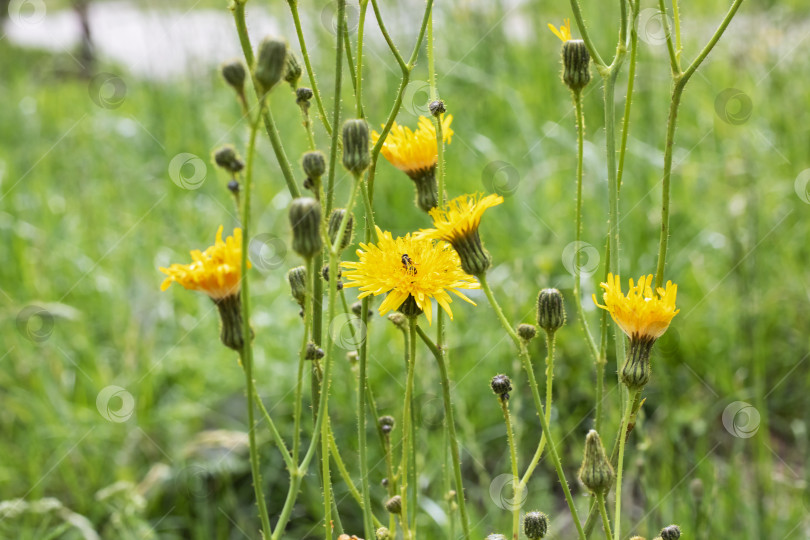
[371,115,453,177]
[593,274,679,341]
[548,18,572,42]
[342,226,478,325]
[160,226,249,300]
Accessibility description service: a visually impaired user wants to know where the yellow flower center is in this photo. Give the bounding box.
[371,115,453,176]
[593,274,679,341]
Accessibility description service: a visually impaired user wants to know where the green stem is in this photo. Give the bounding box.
[328,426,384,528]
[568,0,606,67]
[658,0,681,75]
[415,324,472,539]
[613,388,640,540]
[325,0,346,217]
[478,274,586,540]
[597,493,614,540]
[681,0,744,82]
[369,0,408,72]
[355,0,369,117]
[293,257,315,463]
[398,318,417,540]
[672,0,682,62]
[616,3,640,193]
[500,397,520,540]
[286,0,332,135]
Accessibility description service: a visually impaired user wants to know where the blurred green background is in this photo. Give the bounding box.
[1,0,808,538]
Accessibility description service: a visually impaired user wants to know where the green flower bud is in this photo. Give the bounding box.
[375,527,391,540]
[579,429,614,495]
[429,99,446,117]
[289,197,322,259]
[620,337,654,390]
[328,208,354,252]
[562,39,591,92]
[387,312,407,330]
[524,511,549,539]
[213,144,244,173]
[342,119,371,175]
[490,374,512,398]
[214,294,247,351]
[306,342,325,360]
[284,52,303,89]
[287,266,307,307]
[408,167,439,212]
[536,288,565,333]
[221,60,246,93]
[254,36,288,93]
[384,495,402,514]
[302,150,326,179]
[517,323,537,341]
[660,525,681,540]
[379,415,395,435]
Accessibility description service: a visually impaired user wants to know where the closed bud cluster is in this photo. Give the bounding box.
[284,52,302,89]
[213,145,244,174]
[536,288,566,333]
[375,527,391,540]
[306,342,325,360]
[660,525,681,539]
[287,266,307,307]
[221,60,246,94]
[517,323,537,341]
[296,87,313,108]
[490,374,512,398]
[429,99,446,117]
[378,415,395,435]
[254,36,288,93]
[387,312,407,330]
[328,208,354,252]
[289,197,322,259]
[342,119,371,175]
[562,39,591,92]
[384,495,402,514]
[321,264,342,289]
[524,511,549,539]
[579,429,614,495]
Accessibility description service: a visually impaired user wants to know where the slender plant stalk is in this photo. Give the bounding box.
[596,493,613,540]
[415,325,472,539]
[478,274,586,540]
[613,388,640,540]
[616,2,640,193]
[398,318,417,540]
[324,0,346,217]
[355,0,369,117]
[500,396,521,540]
[293,257,315,463]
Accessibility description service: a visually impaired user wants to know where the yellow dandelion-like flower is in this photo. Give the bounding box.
[342,226,479,325]
[593,274,679,341]
[418,193,504,276]
[160,226,249,300]
[548,18,572,42]
[372,115,454,177]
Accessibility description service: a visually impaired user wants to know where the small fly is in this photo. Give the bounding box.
[401,254,417,275]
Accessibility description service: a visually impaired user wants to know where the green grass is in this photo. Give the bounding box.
[1,1,809,538]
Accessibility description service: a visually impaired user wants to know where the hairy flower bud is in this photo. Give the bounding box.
[429,99,446,117]
[342,119,371,174]
[375,527,391,540]
[213,144,244,173]
[306,342,325,360]
[524,511,549,539]
[517,323,537,341]
[410,168,439,213]
[287,266,307,307]
[254,36,288,93]
[579,429,614,495]
[302,150,326,179]
[536,288,565,333]
[328,208,354,252]
[284,52,303,89]
[660,525,681,540]
[379,415,395,435]
[562,39,591,92]
[490,374,512,398]
[215,294,247,351]
[620,337,654,390]
[384,495,402,514]
[221,60,246,94]
[388,312,407,330]
[289,197,322,259]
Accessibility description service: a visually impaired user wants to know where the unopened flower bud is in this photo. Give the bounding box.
[284,52,302,89]
[227,180,240,194]
[342,119,371,175]
[287,266,307,307]
[379,415,395,435]
[518,323,537,341]
[524,511,549,539]
[296,87,313,109]
[620,337,654,390]
[660,525,681,540]
[375,527,391,540]
[429,99,446,117]
[490,374,512,398]
[289,197,322,259]
[221,60,246,93]
[579,429,614,495]
[254,36,288,93]
[213,144,244,173]
[306,342,325,360]
[388,312,407,330]
[385,495,402,514]
[562,39,591,92]
[536,288,565,333]
[302,150,326,179]
[328,208,354,252]
[214,294,248,351]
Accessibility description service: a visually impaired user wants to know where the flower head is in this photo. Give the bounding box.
[548,18,572,42]
[593,274,679,341]
[342,226,478,324]
[372,115,453,177]
[160,226,248,300]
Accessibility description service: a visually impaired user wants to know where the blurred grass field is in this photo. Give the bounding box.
[1,0,809,538]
